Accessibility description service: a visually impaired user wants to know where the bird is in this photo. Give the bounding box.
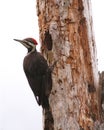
[14,38,52,108]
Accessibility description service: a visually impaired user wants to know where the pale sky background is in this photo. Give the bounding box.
[0,0,103,130]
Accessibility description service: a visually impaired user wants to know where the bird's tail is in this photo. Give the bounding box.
[41,95,49,108]
[41,75,50,109]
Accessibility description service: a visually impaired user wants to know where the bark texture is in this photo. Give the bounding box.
[36,0,99,129]
[99,72,104,120]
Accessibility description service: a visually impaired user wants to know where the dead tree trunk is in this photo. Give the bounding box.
[36,0,99,129]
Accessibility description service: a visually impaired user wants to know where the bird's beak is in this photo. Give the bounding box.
[14,39,30,49]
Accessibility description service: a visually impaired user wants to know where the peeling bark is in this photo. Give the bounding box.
[36,0,99,129]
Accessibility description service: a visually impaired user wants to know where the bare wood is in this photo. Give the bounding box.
[36,0,99,129]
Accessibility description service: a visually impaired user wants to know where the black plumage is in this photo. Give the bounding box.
[23,51,52,108]
[14,38,52,108]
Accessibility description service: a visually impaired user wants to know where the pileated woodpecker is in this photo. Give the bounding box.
[14,38,52,108]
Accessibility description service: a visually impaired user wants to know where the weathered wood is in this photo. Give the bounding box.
[36,0,99,129]
[99,72,104,120]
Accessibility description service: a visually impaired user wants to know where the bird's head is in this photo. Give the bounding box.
[14,38,38,53]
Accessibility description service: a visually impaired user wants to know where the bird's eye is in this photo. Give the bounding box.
[28,42,32,46]
[24,40,32,48]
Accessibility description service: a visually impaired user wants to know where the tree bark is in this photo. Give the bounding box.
[36,0,99,129]
[99,72,104,120]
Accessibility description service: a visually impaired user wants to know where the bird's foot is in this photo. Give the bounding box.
[49,60,58,72]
